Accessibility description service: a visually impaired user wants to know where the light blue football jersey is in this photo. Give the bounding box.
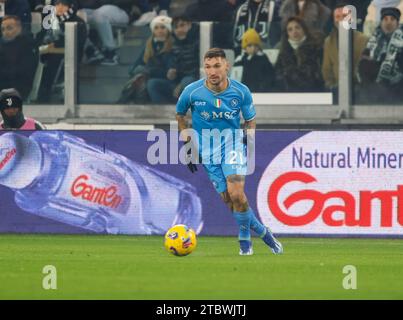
[176,78,256,134]
[176,78,256,184]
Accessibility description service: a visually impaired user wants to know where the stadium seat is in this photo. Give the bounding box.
[31,12,42,35]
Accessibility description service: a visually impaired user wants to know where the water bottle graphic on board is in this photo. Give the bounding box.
[0,131,203,234]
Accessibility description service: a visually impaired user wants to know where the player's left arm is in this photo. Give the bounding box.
[240,87,257,145]
[243,118,256,141]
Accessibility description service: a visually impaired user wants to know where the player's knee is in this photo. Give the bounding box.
[228,189,246,206]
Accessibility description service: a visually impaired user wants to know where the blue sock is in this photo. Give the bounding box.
[248,208,267,238]
[233,211,252,241]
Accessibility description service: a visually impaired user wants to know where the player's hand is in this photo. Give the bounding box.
[184,141,198,173]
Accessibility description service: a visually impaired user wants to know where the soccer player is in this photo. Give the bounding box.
[175,48,283,255]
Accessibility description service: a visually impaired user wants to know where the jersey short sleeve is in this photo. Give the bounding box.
[241,87,256,121]
[176,86,192,116]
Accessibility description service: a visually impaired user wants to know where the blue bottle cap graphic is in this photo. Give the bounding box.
[0,133,42,189]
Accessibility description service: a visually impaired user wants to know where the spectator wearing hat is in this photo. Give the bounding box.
[119,15,174,103]
[322,2,368,91]
[364,0,403,37]
[0,88,45,130]
[276,16,324,92]
[0,15,38,99]
[231,28,276,92]
[358,7,403,103]
[132,15,200,104]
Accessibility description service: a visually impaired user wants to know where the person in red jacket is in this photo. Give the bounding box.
[0,88,45,130]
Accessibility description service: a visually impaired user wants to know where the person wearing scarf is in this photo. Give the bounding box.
[362,8,403,87]
[364,0,403,36]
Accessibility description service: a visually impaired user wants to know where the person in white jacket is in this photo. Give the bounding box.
[364,0,403,36]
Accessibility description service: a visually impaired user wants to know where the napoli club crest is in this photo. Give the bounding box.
[231,99,239,107]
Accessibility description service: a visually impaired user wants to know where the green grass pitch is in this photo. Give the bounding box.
[0,234,402,299]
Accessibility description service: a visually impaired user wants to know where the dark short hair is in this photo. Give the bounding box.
[204,48,226,60]
[172,15,192,28]
[1,15,22,26]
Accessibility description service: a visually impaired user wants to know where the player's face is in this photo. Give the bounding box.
[381,16,399,35]
[245,44,259,56]
[55,3,69,16]
[204,57,229,87]
[1,19,21,41]
[3,107,19,117]
[287,20,305,42]
[153,24,169,40]
[174,20,191,40]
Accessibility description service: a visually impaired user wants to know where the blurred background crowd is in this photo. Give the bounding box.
[0,0,402,105]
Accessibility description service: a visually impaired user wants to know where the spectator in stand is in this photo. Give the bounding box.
[0,15,38,99]
[36,0,87,102]
[233,0,283,54]
[231,28,275,92]
[320,0,372,32]
[119,15,174,103]
[364,0,403,37]
[185,0,244,49]
[77,0,132,65]
[322,2,368,92]
[185,0,242,22]
[146,15,200,103]
[133,0,171,26]
[0,0,31,27]
[280,0,331,36]
[358,7,403,103]
[276,16,324,92]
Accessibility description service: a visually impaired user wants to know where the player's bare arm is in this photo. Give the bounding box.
[244,118,256,133]
[176,113,197,173]
[175,113,190,142]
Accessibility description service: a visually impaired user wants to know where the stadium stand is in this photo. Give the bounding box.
[0,0,402,128]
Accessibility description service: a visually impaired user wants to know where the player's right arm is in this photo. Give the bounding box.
[175,86,192,142]
[175,86,198,173]
[175,114,190,142]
